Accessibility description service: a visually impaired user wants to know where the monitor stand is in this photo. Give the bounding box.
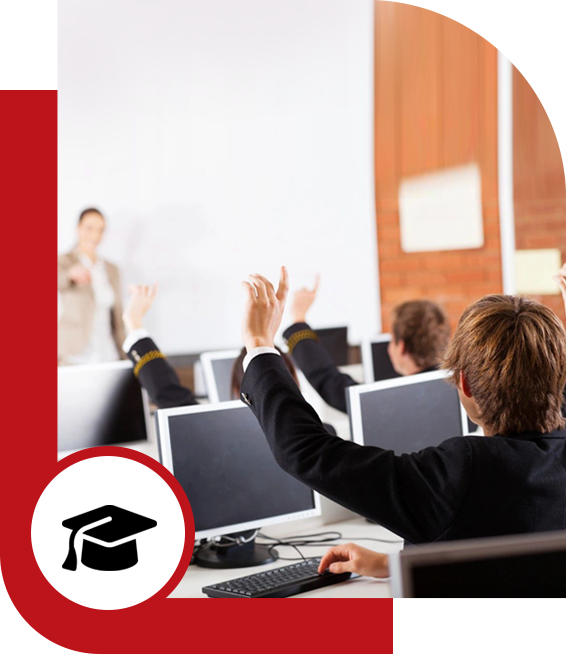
[194,530,279,569]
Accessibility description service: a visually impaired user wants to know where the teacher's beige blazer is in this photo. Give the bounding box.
[58,249,126,361]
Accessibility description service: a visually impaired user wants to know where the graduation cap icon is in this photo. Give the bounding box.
[62,505,157,572]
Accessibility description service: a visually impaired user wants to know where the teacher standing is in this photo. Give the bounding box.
[58,208,126,364]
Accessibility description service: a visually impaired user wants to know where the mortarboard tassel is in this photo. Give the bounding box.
[62,528,79,571]
[62,516,113,571]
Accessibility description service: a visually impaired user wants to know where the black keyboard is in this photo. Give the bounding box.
[202,558,352,598]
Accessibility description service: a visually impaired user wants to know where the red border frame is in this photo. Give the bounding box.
[0,90,393,653]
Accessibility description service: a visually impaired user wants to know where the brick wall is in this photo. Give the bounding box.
[373,2,566,333]
[374,2,501,333]
[513,68,566,322]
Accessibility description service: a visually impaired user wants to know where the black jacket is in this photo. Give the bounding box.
[283,321,437,414]
[283,322,358,413]
[240,353,566,544]
[126,336,338,437]
[127,337,197,408]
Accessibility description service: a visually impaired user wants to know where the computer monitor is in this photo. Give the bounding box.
[157,401,320,567]
[199,349,241,403]
[314,326,349,367]
[361,334,401,383]
[58,361,150,453]
[348,371,469,454]
[390,530,566,597]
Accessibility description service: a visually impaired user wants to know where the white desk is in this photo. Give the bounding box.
[169,516,403,598]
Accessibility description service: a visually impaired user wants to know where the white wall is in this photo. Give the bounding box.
[58,0,379,353]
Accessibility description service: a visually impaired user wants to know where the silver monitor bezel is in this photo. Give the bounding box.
[57,359,152,453]
[361,332,393,383]
[391,529,566,597]
[348,369,470,448]
[199,349,242,404]
[156,400,322,540]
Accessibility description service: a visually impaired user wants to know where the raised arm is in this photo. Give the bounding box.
[283,276,357,413]
[240,269,472,544]
[123,285,197,408]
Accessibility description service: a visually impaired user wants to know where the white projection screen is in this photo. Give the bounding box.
[58,0,379,353]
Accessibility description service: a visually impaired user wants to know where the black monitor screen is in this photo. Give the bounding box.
[167,407,316,533]
[410,548,566,598]
[58,364,148,451]
[315,327,349,366]
[210,357,237,402]
[359,378,462,454]
[371,340,401,382]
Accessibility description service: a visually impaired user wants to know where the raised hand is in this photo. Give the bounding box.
[290,274,320,324]
[241,267,289,351]
[318,543,390,578]
[123,284,158,333]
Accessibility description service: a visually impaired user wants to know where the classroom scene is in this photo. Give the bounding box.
[57,0,566,598]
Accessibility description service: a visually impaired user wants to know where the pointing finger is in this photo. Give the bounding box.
[312,273,321,293]
[276,266,290,302]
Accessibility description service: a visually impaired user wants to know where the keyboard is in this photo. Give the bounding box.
[202,557,352,598]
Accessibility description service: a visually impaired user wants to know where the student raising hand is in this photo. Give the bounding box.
[290,274,320,323]
[241,267,289,351]
[123,284,158,333]
[554,264,566,315]
[318,543,390,578]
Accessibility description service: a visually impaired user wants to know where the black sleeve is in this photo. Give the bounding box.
[283,322,358,413]
[240,353,473,544]
[127,337,198,408]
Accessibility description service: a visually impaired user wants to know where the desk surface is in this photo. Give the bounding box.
[169,516,403,598]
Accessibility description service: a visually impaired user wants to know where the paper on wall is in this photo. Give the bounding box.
[515,249,562,295]
[399,163,484,253]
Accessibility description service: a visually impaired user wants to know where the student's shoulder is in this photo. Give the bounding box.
[406,436,473,468]
[395,437,474,491]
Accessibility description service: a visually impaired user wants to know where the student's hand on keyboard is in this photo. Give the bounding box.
[290,274,320,323]
[553,264,566,315]
[241,267,289,351]
[318,543,390,578]
[123,284,158,332]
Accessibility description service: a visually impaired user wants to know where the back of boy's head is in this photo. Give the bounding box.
[392,300,450,370]
[443,294,566,436]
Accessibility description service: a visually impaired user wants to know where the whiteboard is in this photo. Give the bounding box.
[58,0,379,353]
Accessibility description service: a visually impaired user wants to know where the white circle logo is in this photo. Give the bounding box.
[31,456,186,610]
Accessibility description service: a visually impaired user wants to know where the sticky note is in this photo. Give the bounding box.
[515,249,562,295]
